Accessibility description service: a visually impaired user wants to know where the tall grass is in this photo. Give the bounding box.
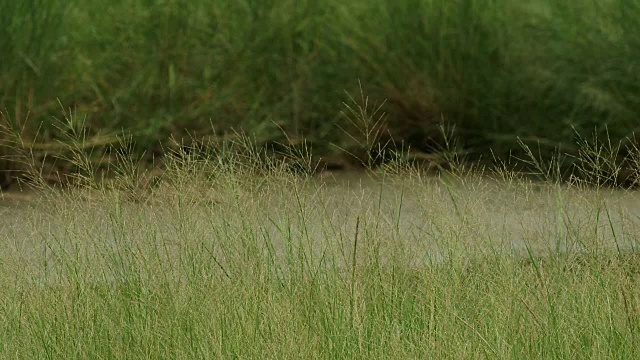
[2,0,640,167]
[2,123,640,357]
[0,0,70,114]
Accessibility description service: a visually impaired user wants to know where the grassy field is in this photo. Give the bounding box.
[2,1,640,357]
[1,135,640,358]
[2,0,640,168]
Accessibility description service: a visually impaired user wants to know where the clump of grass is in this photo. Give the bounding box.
[1,114,640,358]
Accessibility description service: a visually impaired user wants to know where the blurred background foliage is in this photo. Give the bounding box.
[2,0,640,178]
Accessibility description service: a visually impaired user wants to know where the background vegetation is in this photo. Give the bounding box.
[2,0,640,175]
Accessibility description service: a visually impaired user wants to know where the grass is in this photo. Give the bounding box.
[1,125,640,358]
[2,0,640,165]
[2,1,640,356]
